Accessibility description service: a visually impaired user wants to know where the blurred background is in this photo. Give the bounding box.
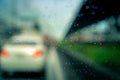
[0,0,120,80]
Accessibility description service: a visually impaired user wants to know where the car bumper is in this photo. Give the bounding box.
[0,56,46,72]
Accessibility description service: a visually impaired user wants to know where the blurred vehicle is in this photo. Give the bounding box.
[0,32,47,75]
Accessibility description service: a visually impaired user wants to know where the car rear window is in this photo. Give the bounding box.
[7,41,37,45]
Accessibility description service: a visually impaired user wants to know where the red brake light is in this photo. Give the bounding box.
[33,50,43,58]
[0,50,9,58]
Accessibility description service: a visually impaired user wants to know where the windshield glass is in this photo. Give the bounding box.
[0,0,120,80]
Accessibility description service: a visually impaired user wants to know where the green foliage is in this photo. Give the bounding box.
[59,41,120,74]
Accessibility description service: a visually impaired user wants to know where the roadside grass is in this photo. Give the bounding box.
[59,41,120,74]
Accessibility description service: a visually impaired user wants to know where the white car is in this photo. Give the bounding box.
[0,32,47,75]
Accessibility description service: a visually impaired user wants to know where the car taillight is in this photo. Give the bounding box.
[0,50,9,58]
[33,50,43,58]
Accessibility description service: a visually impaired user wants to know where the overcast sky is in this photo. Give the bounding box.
[0,0,84,41]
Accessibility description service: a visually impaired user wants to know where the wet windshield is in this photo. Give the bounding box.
[0,0,120,80]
